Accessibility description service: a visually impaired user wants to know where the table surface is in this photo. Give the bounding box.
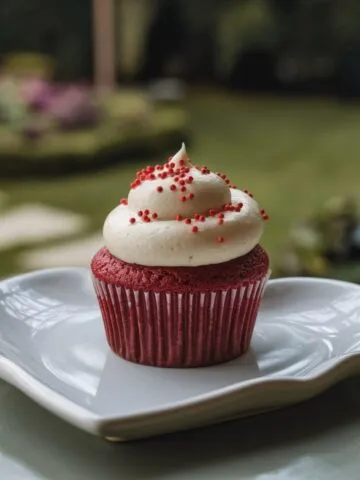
[1,374,360,480]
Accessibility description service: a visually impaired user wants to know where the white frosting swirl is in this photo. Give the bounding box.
[103,144,264,267]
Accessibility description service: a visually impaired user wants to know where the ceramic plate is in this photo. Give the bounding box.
[0,268,360,441]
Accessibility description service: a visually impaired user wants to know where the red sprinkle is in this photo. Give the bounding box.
[129,217,136,224]
[209,209,216,216]
[143,216,151,223]
[263,214,269,221]
[179,159,185,166]
[144,209,150,215]
[176,214,183,221]
[185,218,192,224]
[130,180,140,189]
[174,176,179,182]
[217,213,224,219]
[260,208,265,214]
[180,186,187,192]
[157,186,163,193]
[188,193,194,200]
[192,226,199,233]
[181,196,187,202]
[218,219,224,225]
[216,236,225,243]
[199,215,205,222]
[138,210,143,217]
[194,214,200,220]
[179,179,186,186]
[152,212,158,219]
[170,184,177,191]
[169,162,175,168]
[120,198,128,205]
[186,176,193,184]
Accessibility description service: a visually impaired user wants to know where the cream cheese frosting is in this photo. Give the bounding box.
[103,144,267,267]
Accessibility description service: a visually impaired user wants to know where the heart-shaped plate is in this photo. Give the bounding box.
[0,268,360,440]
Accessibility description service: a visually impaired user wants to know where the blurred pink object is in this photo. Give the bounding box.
[47,84,99,130]
[20,78,53,111]
[19,79,100,130]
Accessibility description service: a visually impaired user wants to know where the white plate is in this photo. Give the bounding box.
[0,268,360,441]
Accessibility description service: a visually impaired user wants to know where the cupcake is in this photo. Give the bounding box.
[91,144,270,367]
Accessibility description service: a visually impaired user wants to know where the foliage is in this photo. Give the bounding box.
[0,77,101,136]
[330,0,360,46]
[274,196,360,282]
[3,0,360,86]
[216,0,276,78]
[0,84,188,177]
[0,0,92,80]
[2,52,54,78]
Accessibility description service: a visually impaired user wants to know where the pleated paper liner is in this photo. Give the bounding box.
[93,270,270,368]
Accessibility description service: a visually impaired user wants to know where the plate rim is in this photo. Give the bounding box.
[1,268,360,438]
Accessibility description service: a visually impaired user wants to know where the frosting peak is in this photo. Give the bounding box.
[103,144,268,267]
[170,142,190,168]
[127,144,230,220]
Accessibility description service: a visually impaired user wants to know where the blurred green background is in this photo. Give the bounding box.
[1,0,360,279]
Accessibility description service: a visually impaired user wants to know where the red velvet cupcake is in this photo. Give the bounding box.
[91,144,270,367]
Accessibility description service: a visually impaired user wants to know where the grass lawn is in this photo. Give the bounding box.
[1,89,360,276]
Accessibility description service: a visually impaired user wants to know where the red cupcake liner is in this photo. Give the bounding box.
[92,272,270,368]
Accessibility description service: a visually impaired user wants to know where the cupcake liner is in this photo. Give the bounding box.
[92,272,270,368]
